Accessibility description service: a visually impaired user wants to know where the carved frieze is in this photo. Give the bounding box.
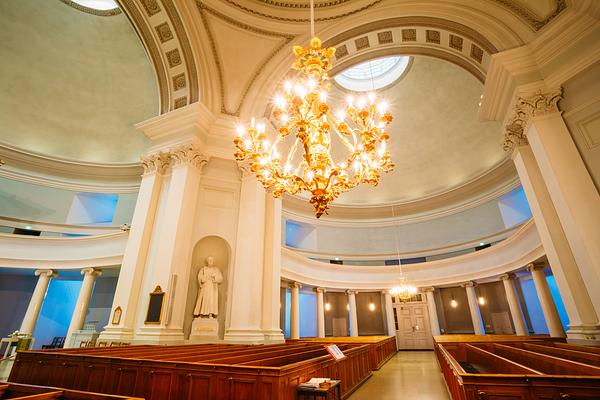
[502,89,562,152]
[141,152,171,175]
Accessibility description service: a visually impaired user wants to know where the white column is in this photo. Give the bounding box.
[423,287,441,337]
[290,282,301,339]
[261,196,285,342]
[527,107,600,316]
[66,268,102,347]
[134,144,205,343]
[225,175,268,343]
[462,281,485,335]
[347,290,358,337]
[99,152,169,342]
[315,287,326,338]
[499,274,528,336]
[383,291,395,337]
[20,269,56,335]
[512,143,600,341]
[528,264,566,338]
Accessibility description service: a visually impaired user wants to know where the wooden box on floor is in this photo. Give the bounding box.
[434,335,600,399]
[9,342,374,400]
[287,336,397,370]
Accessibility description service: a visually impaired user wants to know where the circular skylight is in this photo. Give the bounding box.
[72,0,119,11]
[334,56,411,92]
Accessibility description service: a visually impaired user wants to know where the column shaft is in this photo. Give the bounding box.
[528,264,566,338]
[527,113,600,315]
[315,288,325,338]
[463,282,485,335]
[100,157,166,342]
[513,144,599,338]
[384,292,395,337]
[424,288,441,336]
[20,270,56,335]
[66,268,102,346]
[225,177,267,343]
[347,290,358,337]
[500,274,528,336]
[261,196,285,342]
[290,283,301,339]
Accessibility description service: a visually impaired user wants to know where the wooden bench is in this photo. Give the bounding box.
[287,335,397,370]
[9,342,374,400]
[0,382,142,399]
[434,335,600,399]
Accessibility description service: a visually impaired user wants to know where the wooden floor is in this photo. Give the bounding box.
[349,351,450,400]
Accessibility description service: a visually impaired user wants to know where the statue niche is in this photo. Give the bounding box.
[193,256,223,318]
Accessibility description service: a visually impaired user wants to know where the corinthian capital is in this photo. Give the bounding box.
[517,89,562,117]
[141,152,171,175]
[170,144,209,171]
[502,88,563,153]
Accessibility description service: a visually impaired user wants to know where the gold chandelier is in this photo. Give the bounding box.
[390,277,418,303]
[233,5,394,218]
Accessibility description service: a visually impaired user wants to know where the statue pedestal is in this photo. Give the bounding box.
[189,318,219,341]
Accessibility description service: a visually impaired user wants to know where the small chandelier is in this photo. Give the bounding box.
[233,2,394,218]
[390,277,417,303]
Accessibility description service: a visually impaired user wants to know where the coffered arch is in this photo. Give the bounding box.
[118,0,200,113]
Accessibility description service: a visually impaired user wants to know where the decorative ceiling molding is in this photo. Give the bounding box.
[490,0,567,31]
[323,16,498,56]
[219,0,382,22]
[119,0,170,113]
[118,0,200,114]
[196,1,295,116]
[58,0,122,16]
[0,142,142,193]
[282,157,519,225]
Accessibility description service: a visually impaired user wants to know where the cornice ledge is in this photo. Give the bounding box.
[0,142,142,193]
[479,45,540,122]
[136,102,215,149]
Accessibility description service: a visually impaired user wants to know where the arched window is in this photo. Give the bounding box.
[71,0,119,11]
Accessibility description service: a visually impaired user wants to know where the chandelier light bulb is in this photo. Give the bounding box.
[294,85,306,98]
[262,139,270,149]
[307,78,317,90]
[284,81,292,92]
[284,163,292,174]
[346,95,354,106]
[378,101,388,113]
[281,114,289,122]
[250,117,256,128]
[306,170,315,181]
[368,92,375,103]
[275,95,286,109]
[319,91,327,102]
[257,123,266,133]
[236,125,245,137]
[357,97,366,108]
[336,110,345,120]
[244,139,252,149]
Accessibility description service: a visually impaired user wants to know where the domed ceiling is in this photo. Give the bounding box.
[0,0,157,164]
[290,55,506,207]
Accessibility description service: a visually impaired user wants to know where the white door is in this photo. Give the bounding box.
[393,296,433,350]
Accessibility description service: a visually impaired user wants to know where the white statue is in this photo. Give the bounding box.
[193,256,223,318]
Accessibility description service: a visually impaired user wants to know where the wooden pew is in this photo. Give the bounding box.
[514,342,600,367]
[288,335,397,370]
[9,342,374,400]
[492,343,600,376]
[0,381,142,399]
[434,337,600,400]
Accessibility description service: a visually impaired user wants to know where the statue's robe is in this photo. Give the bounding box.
[194,266,223,316]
